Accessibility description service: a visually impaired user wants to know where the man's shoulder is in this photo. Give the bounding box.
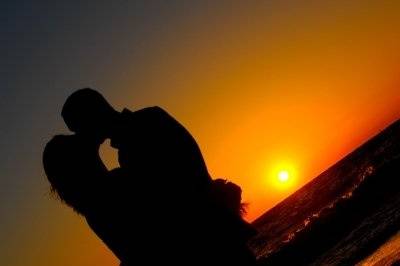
[110,106,173,149]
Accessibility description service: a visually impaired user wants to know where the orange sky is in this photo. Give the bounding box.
[106,1,400,221]
[2,1,400,266]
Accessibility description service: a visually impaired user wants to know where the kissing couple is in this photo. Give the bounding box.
[43,88,257,265]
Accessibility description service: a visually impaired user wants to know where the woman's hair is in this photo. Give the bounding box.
[43,134,106,214]
[211,179,248,216]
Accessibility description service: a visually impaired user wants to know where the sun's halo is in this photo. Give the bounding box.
[264,161,298,190]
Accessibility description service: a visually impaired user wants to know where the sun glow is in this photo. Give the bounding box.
[265,161,298,191]
[278,170,289,182]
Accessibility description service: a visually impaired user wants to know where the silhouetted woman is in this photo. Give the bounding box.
[43,134,140,265]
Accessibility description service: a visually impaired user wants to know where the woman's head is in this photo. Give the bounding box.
[43,134,107,214]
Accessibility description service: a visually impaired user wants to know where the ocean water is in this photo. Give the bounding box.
[250,120,400,265]
[357,231,400,266]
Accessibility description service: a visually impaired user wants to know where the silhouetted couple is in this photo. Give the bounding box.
[43,88,257,265]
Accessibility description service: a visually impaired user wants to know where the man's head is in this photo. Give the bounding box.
[62,88,118,141]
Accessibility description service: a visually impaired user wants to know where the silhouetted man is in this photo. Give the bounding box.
[61,88,211,196]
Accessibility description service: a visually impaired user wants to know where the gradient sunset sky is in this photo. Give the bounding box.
[2,1,400,265]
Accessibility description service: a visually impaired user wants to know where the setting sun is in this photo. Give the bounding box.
[265,161,298,191]
[278,170,289,182]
